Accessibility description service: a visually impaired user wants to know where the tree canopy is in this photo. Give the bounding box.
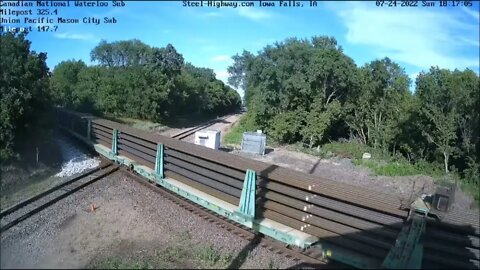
[228,36,479,181]
[0,33,50,160]
[51,39,241,122]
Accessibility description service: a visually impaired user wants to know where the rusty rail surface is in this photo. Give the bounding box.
[58,109,480,269]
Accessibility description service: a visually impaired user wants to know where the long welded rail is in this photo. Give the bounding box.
[124,168,348,269]
[0,162,118,232]
[92,118,407,217]
[64,110,479,269]
[0,162,111,219]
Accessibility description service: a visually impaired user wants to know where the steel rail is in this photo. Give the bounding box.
[261,209,387,261]
[425,229,480,248]
[92,131,111,142]
[0,162,111,219]
[58,110,479,270]
[166,155,244,189]
[165,163,242,198]
[118,132,157,150]
[259,201,395,251]
[91,125,112,137]
[1,162,118,232]
[91,123,113,134]
[165,167,392,259]
[92,118,407,218]
[123,169,348,269]
[171,115,230,140]
[118,137,157,157]
[118,143,156,164]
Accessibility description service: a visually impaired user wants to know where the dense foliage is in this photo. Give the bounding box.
[51,39,241,122]
[228,36,479,183]
[2,33,478,193]
[0,33,51,161]
[0,36,241,162]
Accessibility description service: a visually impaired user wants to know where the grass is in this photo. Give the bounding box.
[309,141,478,203]
[91,242,234,270]
[462,181,480,204]
[154,244,233,268]
[154,246,189,265]
[0,169,59,210]
[353,159,444,177]
[222,114,479,203]
[91,258,153,269]
[222,114,258,147]
[104,115,168,133]
[296,140,444,178]
[95,231,235,270]
[195,245,222,266]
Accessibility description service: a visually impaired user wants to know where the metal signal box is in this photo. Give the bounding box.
[241,131,266,155]
[194,130,221,150]
[432,184,455,212]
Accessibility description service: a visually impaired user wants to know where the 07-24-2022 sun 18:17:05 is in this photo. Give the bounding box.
[375,0,472,7]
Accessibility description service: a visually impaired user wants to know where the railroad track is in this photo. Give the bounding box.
[171,115,230,140]
[0,160,118,233]
[58,108,480,269]
[124,169,347,269]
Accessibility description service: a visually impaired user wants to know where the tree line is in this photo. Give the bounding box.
[51,39,241,122]
[228,36,479,182]
[0,33,51,161]
[0,34,241,162]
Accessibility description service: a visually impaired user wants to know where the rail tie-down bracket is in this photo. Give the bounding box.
[382,212,426,269]
[233,169,256,227]
[111,128,118,155]
[154,143,164,179]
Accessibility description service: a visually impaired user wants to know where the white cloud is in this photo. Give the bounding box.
[215,69,244,97]
[54,32,99,42]
[335,3,479,70]
[462,6,480,21]
[238,7,273,21]
[214,70,229,82]
[210,55,231,62]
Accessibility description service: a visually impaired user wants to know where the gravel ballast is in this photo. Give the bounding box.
[54,135,100,178]
[0,171,301,269]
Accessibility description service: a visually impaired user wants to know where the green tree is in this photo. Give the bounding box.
[416,67,479,174]
[53,40,240,122]
[50,60,87,107]
[0,33,50,160]
[346,58,412,153]
[90,39,152,68]
[228,36,358,146]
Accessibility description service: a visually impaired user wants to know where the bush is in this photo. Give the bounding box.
[320,141,383,160]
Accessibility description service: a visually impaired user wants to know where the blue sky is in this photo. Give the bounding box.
[8,0,480,96]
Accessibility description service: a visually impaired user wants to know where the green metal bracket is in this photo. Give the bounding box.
[88,143,317,249]
[155,143,164,179]
[382,215,426,269]
[87,120,91,140]
[112,129,118,155]
[234,169,256,226]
